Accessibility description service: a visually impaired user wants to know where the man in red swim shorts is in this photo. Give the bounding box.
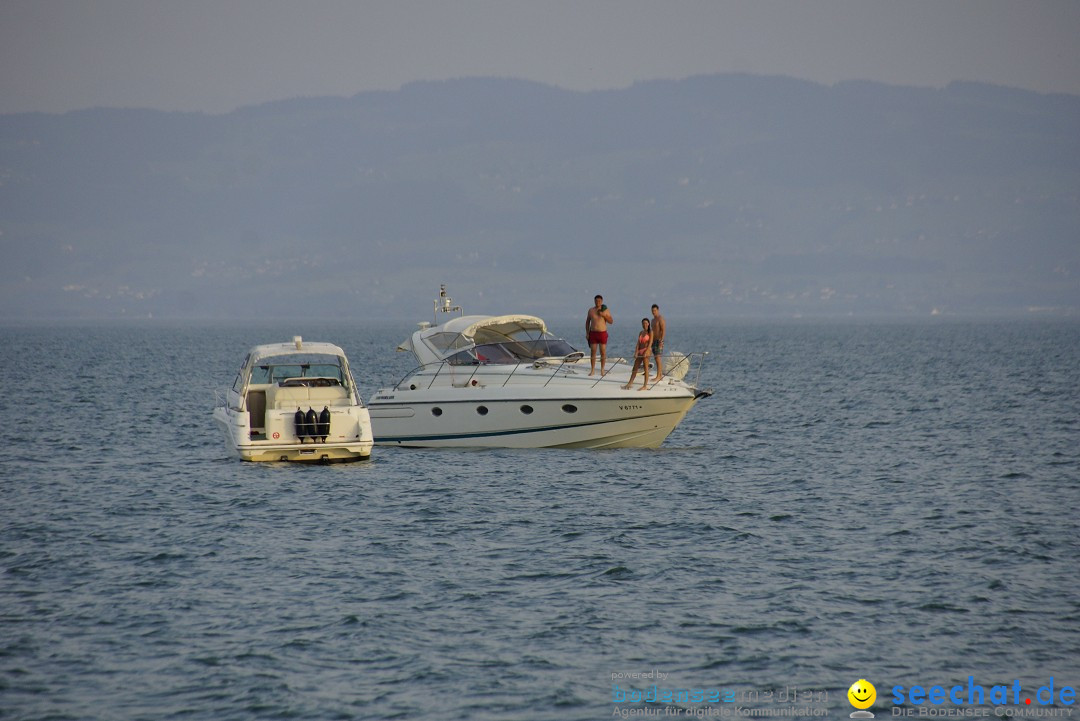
[586,294,614,376]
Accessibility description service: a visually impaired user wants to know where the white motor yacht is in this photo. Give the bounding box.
[368,288,712,449]
[214,337,373,462]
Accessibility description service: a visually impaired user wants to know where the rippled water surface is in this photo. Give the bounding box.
[2,320,1078,720]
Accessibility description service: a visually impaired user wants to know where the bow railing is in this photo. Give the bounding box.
[388,351,710,393]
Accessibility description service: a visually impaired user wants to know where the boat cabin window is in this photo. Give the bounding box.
[423,332,473,355]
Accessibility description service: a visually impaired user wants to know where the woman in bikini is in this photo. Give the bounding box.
[623,318,652,391]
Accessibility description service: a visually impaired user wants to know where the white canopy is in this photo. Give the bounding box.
[460,314,547,340]
[399,314,549,364]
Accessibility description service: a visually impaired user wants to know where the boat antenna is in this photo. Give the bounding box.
[434,284,462,323]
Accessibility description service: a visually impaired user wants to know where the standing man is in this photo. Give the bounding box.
[650,303,666,381]
[586,294,614,376]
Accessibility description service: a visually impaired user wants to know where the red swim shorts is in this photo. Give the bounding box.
[588,330,608,345]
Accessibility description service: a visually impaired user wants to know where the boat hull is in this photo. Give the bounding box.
[369,394,702,449]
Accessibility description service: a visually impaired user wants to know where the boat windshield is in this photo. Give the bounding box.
[444,337,579,365]
[445,343,519,365]
[502,337,578,360]
[249,354,348,385]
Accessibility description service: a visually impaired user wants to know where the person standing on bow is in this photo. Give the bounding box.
[586,294,614,376]
[624,317,652,391]
[650,303,666,382]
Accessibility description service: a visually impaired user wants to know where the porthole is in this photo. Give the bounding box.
[562,404,578,414]
[476,406,489,416]
[520,405,534,415]
[431,407,443,417]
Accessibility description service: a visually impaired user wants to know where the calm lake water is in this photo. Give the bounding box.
[2,319,1078,720]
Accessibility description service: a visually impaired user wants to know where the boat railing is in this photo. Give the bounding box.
[583,351,709,389]
[389,351,710,392]
[663,350,710,391]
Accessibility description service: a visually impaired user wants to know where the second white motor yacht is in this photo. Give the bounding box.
[214,337,374,462]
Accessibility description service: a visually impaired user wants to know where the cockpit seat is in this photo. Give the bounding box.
[267,383,350,409]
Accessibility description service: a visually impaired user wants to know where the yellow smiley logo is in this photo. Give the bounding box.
[848,679,877,710]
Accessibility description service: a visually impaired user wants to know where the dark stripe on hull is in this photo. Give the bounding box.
[373,410,686,446]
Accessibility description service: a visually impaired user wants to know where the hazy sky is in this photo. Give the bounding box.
[2,0,1080,115]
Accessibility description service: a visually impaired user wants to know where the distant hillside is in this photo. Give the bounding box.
[1,74,1078,320]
